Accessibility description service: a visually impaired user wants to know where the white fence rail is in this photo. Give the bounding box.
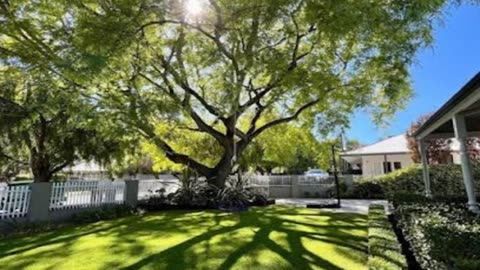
[138,179,179,199]
[0,185,30,219]
[247,175,336,198]
[50,181,125,211]
[248,175,335,186]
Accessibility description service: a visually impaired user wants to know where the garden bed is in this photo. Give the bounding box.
[393,199,480,270]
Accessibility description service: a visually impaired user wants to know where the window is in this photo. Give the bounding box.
[383,162,392,173]
[394,162,402,170]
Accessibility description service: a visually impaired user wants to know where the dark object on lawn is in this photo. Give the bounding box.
[306,203,340,209]
[218,202,249,212]
[248,192,269,206]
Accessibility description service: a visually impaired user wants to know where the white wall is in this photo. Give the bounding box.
[361,153,414,177]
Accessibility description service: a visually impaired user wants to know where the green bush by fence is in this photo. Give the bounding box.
[349,164,480,199]
[368,204,407,270]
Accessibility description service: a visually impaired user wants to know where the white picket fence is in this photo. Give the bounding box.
[50,180,126,211]
[0,185,30,219]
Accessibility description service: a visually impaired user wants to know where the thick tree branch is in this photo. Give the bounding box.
[156,55,225,119]
[237,25,316,116]
[136,123,213,177]
[50,160,72,175]
[139,72,228,146]
[246,90,333,142]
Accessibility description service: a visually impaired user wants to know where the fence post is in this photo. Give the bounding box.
[291,176,299,198]
[28,182,52,222]
[125,180,139,208]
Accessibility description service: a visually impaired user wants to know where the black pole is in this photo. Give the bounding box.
[331,144,341,207]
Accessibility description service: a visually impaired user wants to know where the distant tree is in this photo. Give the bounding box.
[250,123,323,174]
[0,68,128,182]
[407,113,480,164]
[465,137,480,161]
[407,113,452,164]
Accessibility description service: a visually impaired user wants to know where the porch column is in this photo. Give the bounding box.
[419,140,432,198]
[453,114,479,213]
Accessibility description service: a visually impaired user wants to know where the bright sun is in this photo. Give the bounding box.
[185,0,205,17]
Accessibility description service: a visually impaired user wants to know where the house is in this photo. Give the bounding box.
[340,133,466,177]
[340,134,414,177]
[414,71,480,212]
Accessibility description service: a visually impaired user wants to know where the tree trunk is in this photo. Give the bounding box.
[30,153,52,183]
[206,148,235,188]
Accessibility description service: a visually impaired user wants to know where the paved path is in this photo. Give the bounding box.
[274,198,389,214]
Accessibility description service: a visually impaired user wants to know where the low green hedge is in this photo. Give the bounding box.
[395,202,480,270]
[350,164,480,199]
[71,204,137,224]
[368,204,407,270]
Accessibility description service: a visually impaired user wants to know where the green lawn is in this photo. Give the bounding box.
[0,206,368,270]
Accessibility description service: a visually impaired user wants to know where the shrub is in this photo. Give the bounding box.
[249,192,270,206]
[368,204,407,270]
[137,188,173,211]
[216,177,251,211]
[391,192,479,208]
[71,204,137,224]
[137,173,270,211]
[1,220,62,238]
[170,174,217,208]
[349,180,385,199]
[352,164,480,199]
[217,177,270,210]
[395,202,480,270]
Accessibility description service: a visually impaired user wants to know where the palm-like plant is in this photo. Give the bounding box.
[172,169,216,207]
[216,176,254,211]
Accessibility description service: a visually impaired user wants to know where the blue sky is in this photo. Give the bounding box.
[346,3,480,145]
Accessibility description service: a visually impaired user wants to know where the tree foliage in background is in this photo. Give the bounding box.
[407,113,480,164]
[0,67,129,182]
[407,113,452,164]
[240,124,324,174]
[0,0,465,187]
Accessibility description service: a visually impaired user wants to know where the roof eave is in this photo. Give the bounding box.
[413,72,480,139]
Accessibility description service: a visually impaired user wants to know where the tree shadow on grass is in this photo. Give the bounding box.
[0,206,368,270]
[118,206,367,270]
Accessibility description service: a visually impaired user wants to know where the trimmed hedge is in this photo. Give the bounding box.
[395,202,480,270]
[368,204,407,270]
[350,164,480,199]
[71,204,137,224]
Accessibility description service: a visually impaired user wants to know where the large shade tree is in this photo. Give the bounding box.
[0,0,466,187]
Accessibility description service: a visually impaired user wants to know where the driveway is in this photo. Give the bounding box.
[274,198,389,214]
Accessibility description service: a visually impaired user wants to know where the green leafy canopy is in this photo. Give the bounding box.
[0,0,470,185]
